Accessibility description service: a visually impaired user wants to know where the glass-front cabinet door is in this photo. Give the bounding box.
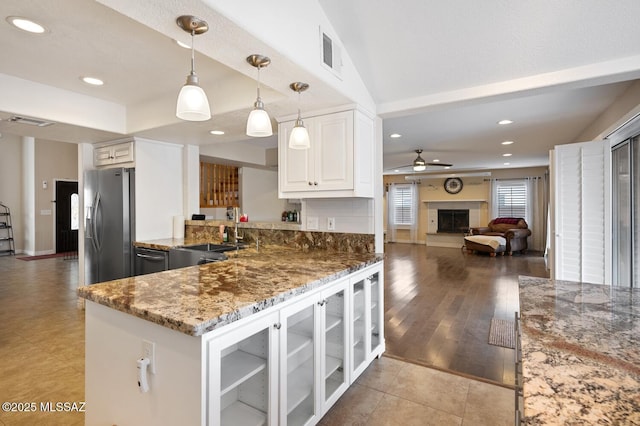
[369,273,382,353]
[351,278,367,376]
[320,281,349,411]
[280,298,318,426]
[208,311,279,426]
[350,264,385,382]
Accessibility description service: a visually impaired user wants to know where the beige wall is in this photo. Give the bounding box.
[384,166,548,243]
[34,140,78,252]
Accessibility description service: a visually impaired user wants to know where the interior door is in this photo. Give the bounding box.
[55,180,79,253]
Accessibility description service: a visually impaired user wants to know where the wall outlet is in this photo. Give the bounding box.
[142,340,156,374]
[327,217,336,231]
[307,216,318,230]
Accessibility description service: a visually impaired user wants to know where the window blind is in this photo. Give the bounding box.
[496,180,527,218]
[393,184,414,225]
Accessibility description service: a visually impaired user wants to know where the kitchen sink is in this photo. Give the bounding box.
[168,243,246,270]
[182,243,245,253]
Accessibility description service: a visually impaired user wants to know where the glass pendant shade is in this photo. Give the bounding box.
[176,74,211,121]
[246,105,272,137]
[289,120,310,149]
[413,164,426,172]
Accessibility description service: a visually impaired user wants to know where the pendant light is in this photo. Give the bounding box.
[246,55,273,137]
[175,15,211,121]
[413,149,427,171]
[289,82,310,150]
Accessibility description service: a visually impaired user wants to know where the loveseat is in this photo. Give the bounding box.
[469,217,531,255]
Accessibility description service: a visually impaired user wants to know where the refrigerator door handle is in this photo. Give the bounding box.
[93,192,102,252]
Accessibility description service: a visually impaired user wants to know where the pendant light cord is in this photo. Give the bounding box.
[190,30,196,75]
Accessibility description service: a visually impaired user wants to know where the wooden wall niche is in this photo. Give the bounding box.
[200,162,239,208]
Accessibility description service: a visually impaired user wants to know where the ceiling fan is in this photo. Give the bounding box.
[390,149,453,172]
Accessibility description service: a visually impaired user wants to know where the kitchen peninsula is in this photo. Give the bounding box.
[78,245,384,425]
[518,276,640,425]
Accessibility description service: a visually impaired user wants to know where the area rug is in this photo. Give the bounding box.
[17,253,69,261]
[488,318,516,349]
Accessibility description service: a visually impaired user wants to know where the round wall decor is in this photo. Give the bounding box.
[444,177,463,194]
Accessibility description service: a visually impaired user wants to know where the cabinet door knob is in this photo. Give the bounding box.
[318,299,327,306]
[308,182,313,186]
[273,323,282,330]
[314,182,318,186]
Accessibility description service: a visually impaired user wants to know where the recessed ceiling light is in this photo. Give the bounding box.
[503,153,512,157]
[174,39,190,49]
[501,140,514,145]
[7,16,47,34]
[444,166,451,170]
[432,159,440,162]
[504,162,510,166]
[394,169,400,173]
[81,76,104,86]
[209,130,225,135]
[498,119,513,125]
[389,133,402,139]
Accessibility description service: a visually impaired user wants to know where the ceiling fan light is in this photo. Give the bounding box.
[176,75,211,121]
[246,107,272,137]
[289,121,310,149]
[413,164,426,172]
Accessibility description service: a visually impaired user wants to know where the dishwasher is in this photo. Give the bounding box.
[134,247,169,275]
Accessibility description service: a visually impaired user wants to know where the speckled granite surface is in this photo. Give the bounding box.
[78,246,383,337]
[519,276,640,425]
[186,221,375,253]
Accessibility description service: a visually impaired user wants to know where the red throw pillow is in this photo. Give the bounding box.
[493,217,521,225]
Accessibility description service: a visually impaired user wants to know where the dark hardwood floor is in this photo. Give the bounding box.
[383,243,549,386]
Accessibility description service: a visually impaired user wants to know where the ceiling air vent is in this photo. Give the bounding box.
[9,115,55,127]
[319,26,343,79]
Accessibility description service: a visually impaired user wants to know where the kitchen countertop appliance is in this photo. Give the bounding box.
[84,167,135,284]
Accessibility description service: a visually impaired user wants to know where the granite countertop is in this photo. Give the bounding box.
[519,276,640,425]
[78,246,383,337]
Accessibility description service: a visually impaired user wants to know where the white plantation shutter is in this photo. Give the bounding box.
[393,184,414,226]
[553,140,610,284]
[496,180,527,218]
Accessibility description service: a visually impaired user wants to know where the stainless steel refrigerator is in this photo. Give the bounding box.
[84,167,135,284]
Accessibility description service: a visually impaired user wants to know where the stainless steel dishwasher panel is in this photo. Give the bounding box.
[134,247,169,275]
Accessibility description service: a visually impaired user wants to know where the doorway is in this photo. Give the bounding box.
[55,180,79,254]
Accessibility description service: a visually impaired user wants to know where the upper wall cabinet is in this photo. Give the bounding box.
[94,140,134,167]
[278,108,374,198]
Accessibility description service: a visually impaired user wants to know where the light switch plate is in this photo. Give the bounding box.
[307,216,318,230]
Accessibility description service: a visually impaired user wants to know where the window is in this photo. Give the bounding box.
[392,184,415,225]
[496,180,527,218]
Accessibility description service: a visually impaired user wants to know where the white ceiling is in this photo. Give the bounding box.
[2,0,640,172]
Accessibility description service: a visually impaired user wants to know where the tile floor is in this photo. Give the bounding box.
[0,255,514,425]
[322,356,514,426]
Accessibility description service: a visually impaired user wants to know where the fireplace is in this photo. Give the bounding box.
[437,209,469,233]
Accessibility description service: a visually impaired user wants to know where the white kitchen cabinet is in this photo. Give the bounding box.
[319,281,349,411]
[280,294,319,426]
[208,279,354,426]
[85,260,383,426]
[349,265,384,381]
[94,140,134,167]
[208,311,280,426]
[278,108,374,198]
